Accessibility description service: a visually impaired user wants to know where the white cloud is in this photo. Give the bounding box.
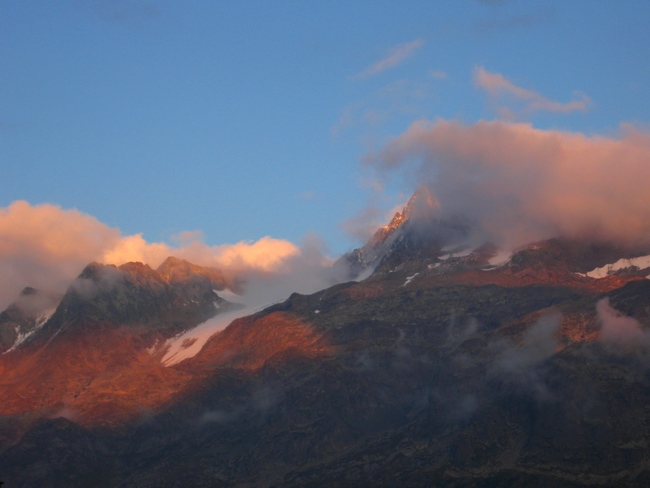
[331,79,429,138]
[596,298,650,350]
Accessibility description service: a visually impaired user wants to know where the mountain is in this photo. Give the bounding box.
[2,194,650,486]
[338,187,472,280]
[0,257,241,430]
[0,287,61,354]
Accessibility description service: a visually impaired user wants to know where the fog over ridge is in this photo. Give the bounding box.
[362,119,650,250]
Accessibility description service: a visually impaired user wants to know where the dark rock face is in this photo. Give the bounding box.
[0,287,62,353]
[0,257,241,433]
[336,187,460,279]
[35,258,241,344]
[2,242,650,486]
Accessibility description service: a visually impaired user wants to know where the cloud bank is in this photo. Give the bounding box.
[366,119,650,249]
[0,201,336,310]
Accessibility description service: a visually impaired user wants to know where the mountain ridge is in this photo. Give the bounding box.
[2,192,650,486]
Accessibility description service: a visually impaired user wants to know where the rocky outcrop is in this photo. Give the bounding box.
[0,287,61,353]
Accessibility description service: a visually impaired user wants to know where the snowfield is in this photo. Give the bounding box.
[578,255,650,279]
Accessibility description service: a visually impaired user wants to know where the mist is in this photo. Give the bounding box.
[596,298,650,351]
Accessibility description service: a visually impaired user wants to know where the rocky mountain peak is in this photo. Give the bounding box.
[0,287,61,353]
[340,187,468,279]
[7,258,242,352]
[157,255,227,289]
[19,286,37,296]
[368,186,439,248]
[402,185,439,221]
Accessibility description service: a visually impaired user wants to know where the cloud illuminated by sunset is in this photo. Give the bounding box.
[0,201,301,309]
[474,66,590,117]
[367,119,650,248]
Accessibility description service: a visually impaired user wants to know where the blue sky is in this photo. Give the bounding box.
[2,0,649,258]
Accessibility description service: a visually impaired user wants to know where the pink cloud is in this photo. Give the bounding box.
[0,201,305,309]
[0,201,121,309]
[474,66,590,116]
[367,119,650,248]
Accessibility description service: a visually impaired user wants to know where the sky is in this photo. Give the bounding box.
[1,0,650,307]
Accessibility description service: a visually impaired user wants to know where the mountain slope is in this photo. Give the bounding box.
[0,257,240,428]
[2,200,650,486]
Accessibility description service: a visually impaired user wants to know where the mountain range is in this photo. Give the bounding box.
[2,190,650,487]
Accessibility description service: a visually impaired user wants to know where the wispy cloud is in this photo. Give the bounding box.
[429,70,447,79]
[596,298,649,350]
[474,66,590,117]
[331,79,429,138]
[352,39,424,80]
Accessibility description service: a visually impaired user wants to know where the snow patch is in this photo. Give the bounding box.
[455,248,473,258]
[439,246,473,259]
[6,329,37,353]
[161,308,249,367]
[35,308,56,328]
[314,309,320,314]
[487,249,513,267]
[427,263,440,269]
[212,288,242,302]
[3,307,57,354]
[578,255,650,279]
[402,273,419,287]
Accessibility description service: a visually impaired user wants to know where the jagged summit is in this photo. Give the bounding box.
[0,286,61,353]
[4,206,650,486]
[157,256,230,290]
[4,258,243,353]
[368,186,439,247]
[340,186,650,286]
[339,187,468,279]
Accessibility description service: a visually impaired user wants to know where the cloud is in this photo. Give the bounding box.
[596,298,649,350]
[353,39,424,80]
[0,201,337,310]
[492,312,561,400]
[0,201,121,310]
[365,119,650,249]
[331,79,429,139]
[474,66,590,117]
[429,70,447,79]
[340,206,385,244]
